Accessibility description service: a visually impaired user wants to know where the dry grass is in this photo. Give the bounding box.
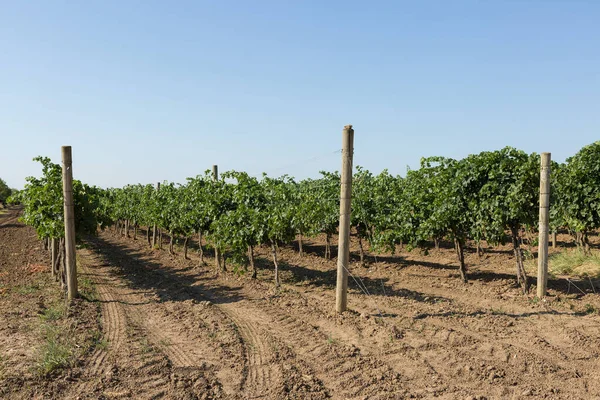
[548,249,600,278]
[526,249,600,278]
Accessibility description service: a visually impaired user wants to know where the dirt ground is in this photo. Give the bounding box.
[0,207,99,399]
[2,209,600,399]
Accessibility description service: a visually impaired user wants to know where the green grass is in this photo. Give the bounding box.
[36,325,73,375]
[78,276,97,301]
[95,337,109,351]
[90,329,109,351]
[529,296,540,305]
[39,303,65,322]
[14,284,40,295]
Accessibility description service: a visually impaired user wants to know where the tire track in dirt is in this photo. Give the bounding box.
[269,311,404,399]
[74,246,231,398]
[279,287,441,384]
[76,251,127,395]
[115,323,173,400]
[204,291,405,399]
[217,301,279,399]
[97,230,340,398]
[106,233,406,398]
[164,233,600,398]
[202,265,597,399]
[95,231,332,398]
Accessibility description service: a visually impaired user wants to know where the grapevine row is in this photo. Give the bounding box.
[11,142,600,292]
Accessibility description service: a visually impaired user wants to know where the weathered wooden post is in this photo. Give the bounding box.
[336,125,354,313]
[51,238,58,278]
[537,152,551,298]
[152,182,160,248]
[62,146,77,301]
[212,165,222,272]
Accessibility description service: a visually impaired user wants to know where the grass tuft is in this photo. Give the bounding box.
[90,329,109,351]
[78,276,97,301]
[36,325,73,375]
[584,304,598,315]
[39,303,65,322]
[14,284,40,295]
[548,250,600,278]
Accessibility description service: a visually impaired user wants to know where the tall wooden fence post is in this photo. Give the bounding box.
[537,152,551,298]
[212,165,222,272]
[336,125,354,313]
[51,238,58,278]
[152,182,160,248]
[62,146,77,301]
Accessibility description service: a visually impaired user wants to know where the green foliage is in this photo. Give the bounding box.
[419,156,472,244]
[16,140,593,288]
[352,166,377,245]
[369,170,405,252]
[554,141,600,235]
[0,178,12,204]
[466,147,539,244]
[16,157,100,240]
[300,171,340,239]
[262,175,296,245]
[17,157,64,239]
[212,171,264,259]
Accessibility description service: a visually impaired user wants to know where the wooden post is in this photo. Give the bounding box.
[62,146,77,301]
[212,165,222,272]
[152,182,160,247]
[51,238,58,278]
[537,152,551,298]
[336,125,354,313]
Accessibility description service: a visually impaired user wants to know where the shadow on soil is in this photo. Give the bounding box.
[0,224,25,229]
[282,245,599,298]
[413,308,589,320]
[86,228,599,312]
[253,254,451,306]
[83,234,245,306]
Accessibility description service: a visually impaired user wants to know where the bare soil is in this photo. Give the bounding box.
[0,207,99,399]
[2,213,600,399]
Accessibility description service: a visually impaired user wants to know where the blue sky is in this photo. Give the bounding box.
[1,1,598,189]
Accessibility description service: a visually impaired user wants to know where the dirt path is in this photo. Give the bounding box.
[86,228,600,399]
[6,214,599,399]
[0,207,98,399]
[0,207,21,227]
[70,248,234,398]
[81,231,409,398]
[71,233,337,399]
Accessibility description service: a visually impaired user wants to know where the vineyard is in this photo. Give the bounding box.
[12,142,600,291]
[2,140,600,399]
